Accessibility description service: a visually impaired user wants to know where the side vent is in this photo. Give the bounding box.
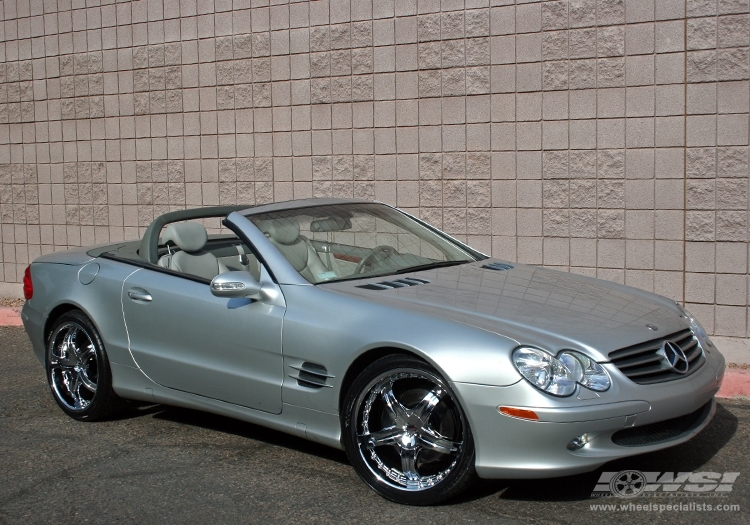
[483,262,514,271]
[289,362,334,389]
[357,277,430,291]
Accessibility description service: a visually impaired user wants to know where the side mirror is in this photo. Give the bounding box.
[210,271,263,298]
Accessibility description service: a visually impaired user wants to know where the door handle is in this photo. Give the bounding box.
[127,289,153,302]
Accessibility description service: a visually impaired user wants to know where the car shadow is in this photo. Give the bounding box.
[452,401,739,504]
[110,400,738,505]
[115,400,351,466]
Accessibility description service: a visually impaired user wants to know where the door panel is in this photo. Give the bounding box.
[122,267,284,413]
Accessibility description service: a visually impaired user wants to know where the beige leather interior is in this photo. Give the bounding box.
[259,217,330,282]
[159,222,229,280]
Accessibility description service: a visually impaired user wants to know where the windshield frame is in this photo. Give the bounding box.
[243,201,487,284]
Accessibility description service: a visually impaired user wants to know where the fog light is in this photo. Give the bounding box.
[567,434,590,451]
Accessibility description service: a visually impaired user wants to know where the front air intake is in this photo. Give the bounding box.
[611,401,712,446]
[356,278,430,290]
[289,362,334,389]
[483,262,514,271]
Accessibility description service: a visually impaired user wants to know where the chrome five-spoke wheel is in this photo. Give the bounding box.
[46,311,124,421]
[343,355,475,505]
[49,322,98,411]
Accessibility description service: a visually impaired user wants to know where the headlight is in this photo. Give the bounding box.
[513,347,611,397]
[677,304,714,349]
[562,350,611,391]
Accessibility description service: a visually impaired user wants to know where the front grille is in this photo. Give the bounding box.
[608,329,705,385]
[611,401,713,447]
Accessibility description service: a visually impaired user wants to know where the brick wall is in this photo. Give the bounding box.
[0,0,748,338]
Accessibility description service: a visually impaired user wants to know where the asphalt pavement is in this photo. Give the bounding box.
[1,325,748,525]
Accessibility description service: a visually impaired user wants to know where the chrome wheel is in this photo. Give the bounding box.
[48,322,99,411]
[344,355,475,504]
[46,311,125,421]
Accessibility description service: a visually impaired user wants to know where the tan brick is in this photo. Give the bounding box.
[717,273,748,305]
[570,179,597,207]
[627,86,655,117]
[655,210,685,240]
[657,52,686,84]
[543,237,570,266]
[570,0,597,28]
[597,149,625,178]
[517,236,543,264]
[569,59,597,89]
[625,55,654,86]
[543,209,569,237]
[625,269,655,292]
[686,180,716,210]
[715,305,747,336]
[687,17,717,50]
[598,209,625,238]
[570,237,598,266]
[686,211,716,241]
[517,180,542,208]
[716,211,747,241]
[598,26,625,57]
[598,238,626,267]
[467,208,491,235]
[655,240,685,271]
[598,180,625,208]
[717,113,749,146]
[627,23,655,55]
[542,1,569,31]
[718,48,749,81]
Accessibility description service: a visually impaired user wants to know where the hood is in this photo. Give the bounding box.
[322,261,687,361]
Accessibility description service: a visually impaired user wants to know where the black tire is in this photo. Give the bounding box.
[46,311,125,421]
[342,354,476,505]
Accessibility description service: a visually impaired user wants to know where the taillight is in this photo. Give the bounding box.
[23,265,33,300]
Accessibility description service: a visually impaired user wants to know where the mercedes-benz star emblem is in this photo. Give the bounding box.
[661,341,689,374]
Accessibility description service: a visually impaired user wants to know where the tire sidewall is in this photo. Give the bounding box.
[342,354,476,505]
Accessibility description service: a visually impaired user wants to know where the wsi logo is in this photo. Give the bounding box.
[592,471,740,498]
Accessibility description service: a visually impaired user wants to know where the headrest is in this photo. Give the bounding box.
[310,217,352,232]
[161,222,208,253]
[261,218,300,245]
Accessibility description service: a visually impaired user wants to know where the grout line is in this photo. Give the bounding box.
[682,11,688,311]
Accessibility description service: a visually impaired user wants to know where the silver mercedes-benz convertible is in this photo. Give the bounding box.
[21,198,725,505]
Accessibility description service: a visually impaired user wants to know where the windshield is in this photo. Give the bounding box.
[246,203,481,284]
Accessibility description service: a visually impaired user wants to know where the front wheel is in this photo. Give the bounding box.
[46,311,125,421]
[342,354,476,505]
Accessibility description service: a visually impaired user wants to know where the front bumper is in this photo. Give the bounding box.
[453,351,723,479]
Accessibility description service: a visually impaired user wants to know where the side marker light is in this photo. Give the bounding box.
[498,406,539,421]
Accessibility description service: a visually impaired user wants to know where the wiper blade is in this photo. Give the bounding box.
[394,260,471,274]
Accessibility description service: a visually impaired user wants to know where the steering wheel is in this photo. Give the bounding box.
[354,245,397,274]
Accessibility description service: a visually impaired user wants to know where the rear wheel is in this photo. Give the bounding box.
[46,311,125,421]
[342,354,476,505]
